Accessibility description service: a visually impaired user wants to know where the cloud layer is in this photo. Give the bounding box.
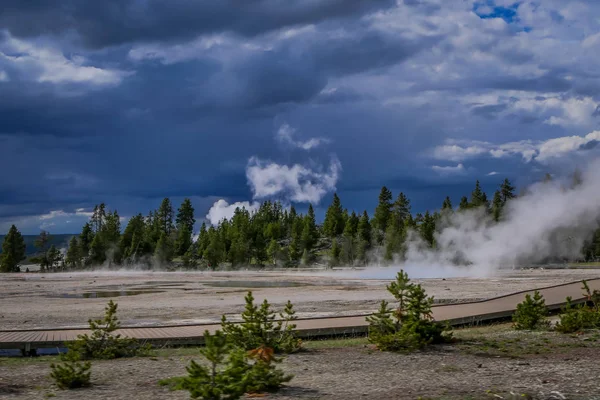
[2,0,600,233]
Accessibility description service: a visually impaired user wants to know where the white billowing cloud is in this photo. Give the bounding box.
[536,131,600,161]
[487,171,499,176]
[206,199,260,226]
[0,34,129,85]
[246,156,341,203]
[275,123,330,150]
[404,157,600,273]
[431,163,465,175]
[432,131,600,164]
[432,144,488,162]
[0,70,7,81]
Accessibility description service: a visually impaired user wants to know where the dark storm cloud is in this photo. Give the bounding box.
[2,0,600,234]
[1,0,395,48]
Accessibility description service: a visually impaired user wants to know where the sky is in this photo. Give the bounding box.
[1,0,600,234]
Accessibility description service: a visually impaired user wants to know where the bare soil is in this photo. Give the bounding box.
[1,268,599,330]
[2,325,600,399]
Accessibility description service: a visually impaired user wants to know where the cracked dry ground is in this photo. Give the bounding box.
[2,325,600,400]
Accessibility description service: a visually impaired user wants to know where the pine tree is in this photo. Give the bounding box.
[322,193,345,238]
[491,190,503,222]
[34,230,52,270]
[500,178,516,204]
[300,204,318,251]
[391,192,411,228]
[175,225,193,258]
[120,214,146,260]
[89,234,106,265]
[267,239,281,266]
[419,211,436,247]
[47,245,63,270]
[176,198,196,234]
[470,180,488,210]
[329,238,341,267]
[441,196,452,211]
[373,186,393,244]
[0,225,26,272]
[65,236,83,269]
[157,198,175,236]
[458,196,469,211]
[356,211,372,264]
[196,223,209,259]
[179,330,249,400]
[90,204,107,234]
[79,223,94,259]
[341,218,356,265]
[155,232,174,264]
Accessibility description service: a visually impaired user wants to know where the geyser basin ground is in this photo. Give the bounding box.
[2,268,599,330]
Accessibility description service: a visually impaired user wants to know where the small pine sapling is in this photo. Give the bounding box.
[366,269,451,351]
[245,345,293,394]
[179,330,249,400]
[221,291,301,353]
[556,281,600,333]
[65,300,151,360]
[49,360,91,389]
[512,291,550,331]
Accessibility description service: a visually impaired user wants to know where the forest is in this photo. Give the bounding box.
[1,176,600,272]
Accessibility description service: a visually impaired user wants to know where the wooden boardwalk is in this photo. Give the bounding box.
[1,278,599,354]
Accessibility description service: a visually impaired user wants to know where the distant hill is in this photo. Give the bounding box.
[0,234,75,256]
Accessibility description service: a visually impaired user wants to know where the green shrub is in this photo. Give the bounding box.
[64,300,151,360]
[221,291,301,354]
[161,330,292,400]
[512,290,550,330]
[366,270,451,351]
[555,281,600,334]
[49,361,91,389]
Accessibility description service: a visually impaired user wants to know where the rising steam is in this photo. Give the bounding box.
[348,159,600,280]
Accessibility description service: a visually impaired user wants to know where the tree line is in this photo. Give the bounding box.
[2,176,600,272]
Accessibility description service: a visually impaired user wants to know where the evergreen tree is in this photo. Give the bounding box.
[90,203,107,234]
[341,217,357,265]
[155,232,174,264]
[46,245,63,270]
[418,211,436,247]
[356,211,372,264]
[470,180,489,210]
[491,190,503,222]
[79,223,94,259]
[89,234,106,265]
[196,223,209,259]
[500,178,516,204]
[65,236,83,269]
[0,225,26,272]
[176,198,196,234]
[323,193,345,238]
[120,214,146,260]
[391,192,411,228]
[458,196,469,211]
[441,196,452,211]
[301,204,318,251]
[157,198,175,236]
[267,239,282,266]
[34,230,52,271]
[204,231,225,269]
[175,225,193,258]
[329,238,341,267]
[373,186,393,243]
